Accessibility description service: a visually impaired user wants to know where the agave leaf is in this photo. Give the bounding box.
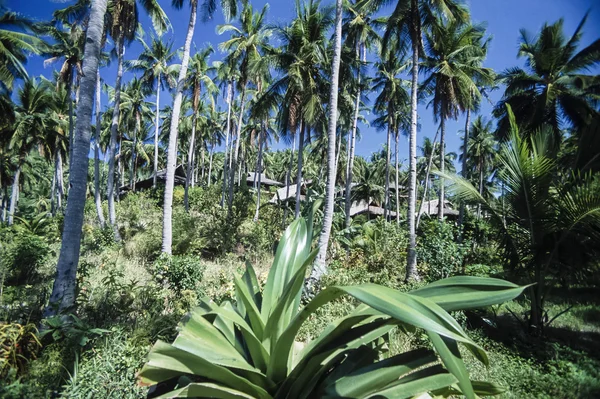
[362,364,458,399]
[261,219,310,322]
[171,309,258,373]
[282,321,397,399]
[153,382,258,398]
[411,276,528,311]
[198,299,270,372]
[234,274,265,340]
[432,380,507,397]
[263,247,318,355]
[137,341,271,399]
[428,332,475,399]
[323,348,438,398]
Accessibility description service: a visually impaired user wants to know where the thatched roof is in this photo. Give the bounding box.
[246,172,283,187]
[349,199,397,218]
[270,180,312,203]
[419,199,459,217]
[119,164,186,195]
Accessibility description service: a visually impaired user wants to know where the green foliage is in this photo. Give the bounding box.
[150,253,205,293]
[340,219,408,277]
[40,314,110,351]
[60,331,149,399]
[138,216,525,398]
[238,204,283,256]
[0,230,50,285]
[83,224,116,252]
[0,322,41,379]
[417,219,465,281]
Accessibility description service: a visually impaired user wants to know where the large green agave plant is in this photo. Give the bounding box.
[138,212,526,398]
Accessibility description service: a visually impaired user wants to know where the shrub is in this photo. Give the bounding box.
[60,331,149,399]
[150,253,204,293]
[0,231,49,285]
[417,219,465,281]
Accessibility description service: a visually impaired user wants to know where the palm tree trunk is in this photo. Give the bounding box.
[254,121,265,222]
[438,117,446,221]
[107,34,124,241]
[94,69,105,227]
[162,0,197,254]
[8,166,20,225]
[46,0,107,316]
[384,121,391,221]
[56,150,64,211]
[68,64,75,174]
[313,0,343,279]
[334,128,342,179]
[221,80,233,207]
[1,188,8,223]
[208,144,214,186]
[228,85,246,213]
[477,158,483,219]
[200,144,205,184]
[51,163,57,215]
[458,101,471,228]
[416,128,440,230]
[344,43,363,230]
[282,138,295,229]
[130,113,140,192]
[395,129,400,225]
[294,121,305,218]
[184,111,198,211]
[153,73,161,188]
[406,19,420,281]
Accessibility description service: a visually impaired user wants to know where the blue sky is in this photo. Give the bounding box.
[7,0,600,168]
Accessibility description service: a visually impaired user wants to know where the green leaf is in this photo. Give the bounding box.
[324,348,438,397]
[362,364,458,399]
[138,341,271,399]
[411,276,528,311]
[153,382,257,399]
[428,332,475,399]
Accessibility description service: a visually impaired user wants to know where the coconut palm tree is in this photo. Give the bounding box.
[313,0,343,280]
[106,0,169,240]
[41,22,85,168]
[378,0,468,281]
[494,14,600,142]
[342,0,380,229]
[421,19,492,221]
[45,0,107,316]
[183,46,216,210]
[0,7,44,92]
[119,77,152,191]
[127,34,177,187]
[218,2,271,213]
[372,48,410,221]
[7,79,52,225]
[462,116,495,218]
[162,0,201,254]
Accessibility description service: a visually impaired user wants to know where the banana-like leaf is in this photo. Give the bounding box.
[432,380,507,397]
[411,276,528,311]
[234,274,265,340]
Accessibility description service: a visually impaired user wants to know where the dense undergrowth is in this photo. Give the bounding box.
[1,186,599,398]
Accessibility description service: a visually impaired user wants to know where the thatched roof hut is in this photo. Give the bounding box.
[419,199,459,218]
[119,164,186,196]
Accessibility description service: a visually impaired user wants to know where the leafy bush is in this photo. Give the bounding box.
[417,219,465,281]
[0,323,41,379]
[150,253,204,293]
[138,216,526,398]
[238,205,283,257]
[60,331,149,399]
[340,219,408,277]
[0,231,49,285]
[83,224,116,252]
